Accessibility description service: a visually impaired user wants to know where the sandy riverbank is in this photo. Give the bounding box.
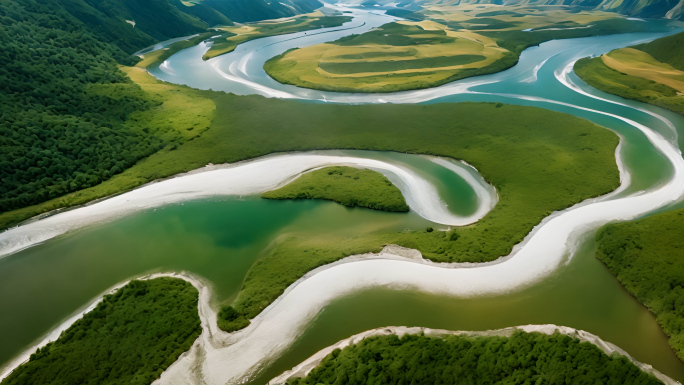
[0,152,495,259]
[269,325,679,385]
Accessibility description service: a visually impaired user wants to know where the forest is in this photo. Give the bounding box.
[287,332,663,385]
[596,209,684,361]
[0,0,170,213]
[1,278,201,385]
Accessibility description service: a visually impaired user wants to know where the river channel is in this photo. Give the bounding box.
[2,2,684,383]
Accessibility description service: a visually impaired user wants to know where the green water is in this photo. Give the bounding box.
[251,234,684,383]
[4,25,684,384]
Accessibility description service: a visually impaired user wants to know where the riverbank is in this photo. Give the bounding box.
[270,325,677,385]
[596,209,684,362]
[575,31,684,116]
[262,166,410,212]
[0,276,201,385]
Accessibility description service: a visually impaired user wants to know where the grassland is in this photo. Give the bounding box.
[262,166,409,212]
[575,31,684,116]
[288,332,663,385]
[1,278,201,385]
[0,70,620,332]
[596,209,684,362]
[264,21,512,92]
[203,12,352,60]
[264,6,654,92]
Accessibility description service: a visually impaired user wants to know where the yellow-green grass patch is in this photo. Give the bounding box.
[602,48,684,93]
[264,22,511,92]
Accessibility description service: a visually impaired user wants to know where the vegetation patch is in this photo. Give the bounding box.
[264,22,511,93]
[262,166,409,212]
[1,278,201,385]
[1,73,620,332]
[264,10,653,93]
[287,332,663,385]
[203,12,352,60]
[596,209,684,362]
[136,32,216,69]
[575,31,684,116]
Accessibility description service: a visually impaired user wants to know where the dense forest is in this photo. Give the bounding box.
[288,332,663,385]
[0,0,171,213]
[1,278,201,385]
[0,0,329,215]
[596,209,684,361]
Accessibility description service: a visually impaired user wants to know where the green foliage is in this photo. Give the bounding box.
[288,331,663,385]
[319,54,486,74]
[574,56,684,116]
[202,0,323,23]
[0,0,181,213]
[262,166,410,212]
[0,83,620,329]
[596,209,684,361]
[635,31,684,71]
[1,278,201,385]
[575,31,684,116]
[482,18,656,56]
[217,305,251,332]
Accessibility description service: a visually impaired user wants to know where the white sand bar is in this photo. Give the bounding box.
[270,325,679,385]
[0,152,495,258]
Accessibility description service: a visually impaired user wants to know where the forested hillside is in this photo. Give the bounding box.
[372,0,684,20]
[574,31,684,115]
[0,0,169,213]
[0,0,327,215]
[634,30,684,71]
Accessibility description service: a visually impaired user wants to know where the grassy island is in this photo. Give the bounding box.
[596,209,684,362]
[264,6,654,93]
[264,21,513,93]
[262,166,409,212]
[575,31,684,115]
[1,278,201,385]
[286,331,663,385]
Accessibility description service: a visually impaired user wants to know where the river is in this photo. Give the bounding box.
[2,2,684,383]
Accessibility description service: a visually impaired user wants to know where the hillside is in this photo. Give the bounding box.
[37,0,325,55]
[574,31,684,115]
[374,0,684,21]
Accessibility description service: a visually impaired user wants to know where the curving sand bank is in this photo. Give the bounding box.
[268,325,679,385]
[3,270,678,385]
[0,152,495,259]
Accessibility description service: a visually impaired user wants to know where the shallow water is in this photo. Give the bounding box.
[3,3,684,382]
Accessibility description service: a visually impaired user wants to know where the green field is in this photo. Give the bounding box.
[575,31,684,116]
[1,278,201,385]
[596,209,684,362]
[1,71,620,332]
[264,10,654,93]
[263,166,409,212]
[264,22,513,93]
[287,331,663,385]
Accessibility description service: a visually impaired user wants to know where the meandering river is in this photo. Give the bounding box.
[2,3,684,383]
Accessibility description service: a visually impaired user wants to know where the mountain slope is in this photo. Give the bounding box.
[392,0,684,20]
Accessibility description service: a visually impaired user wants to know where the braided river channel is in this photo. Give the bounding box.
[3,3,684,383]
